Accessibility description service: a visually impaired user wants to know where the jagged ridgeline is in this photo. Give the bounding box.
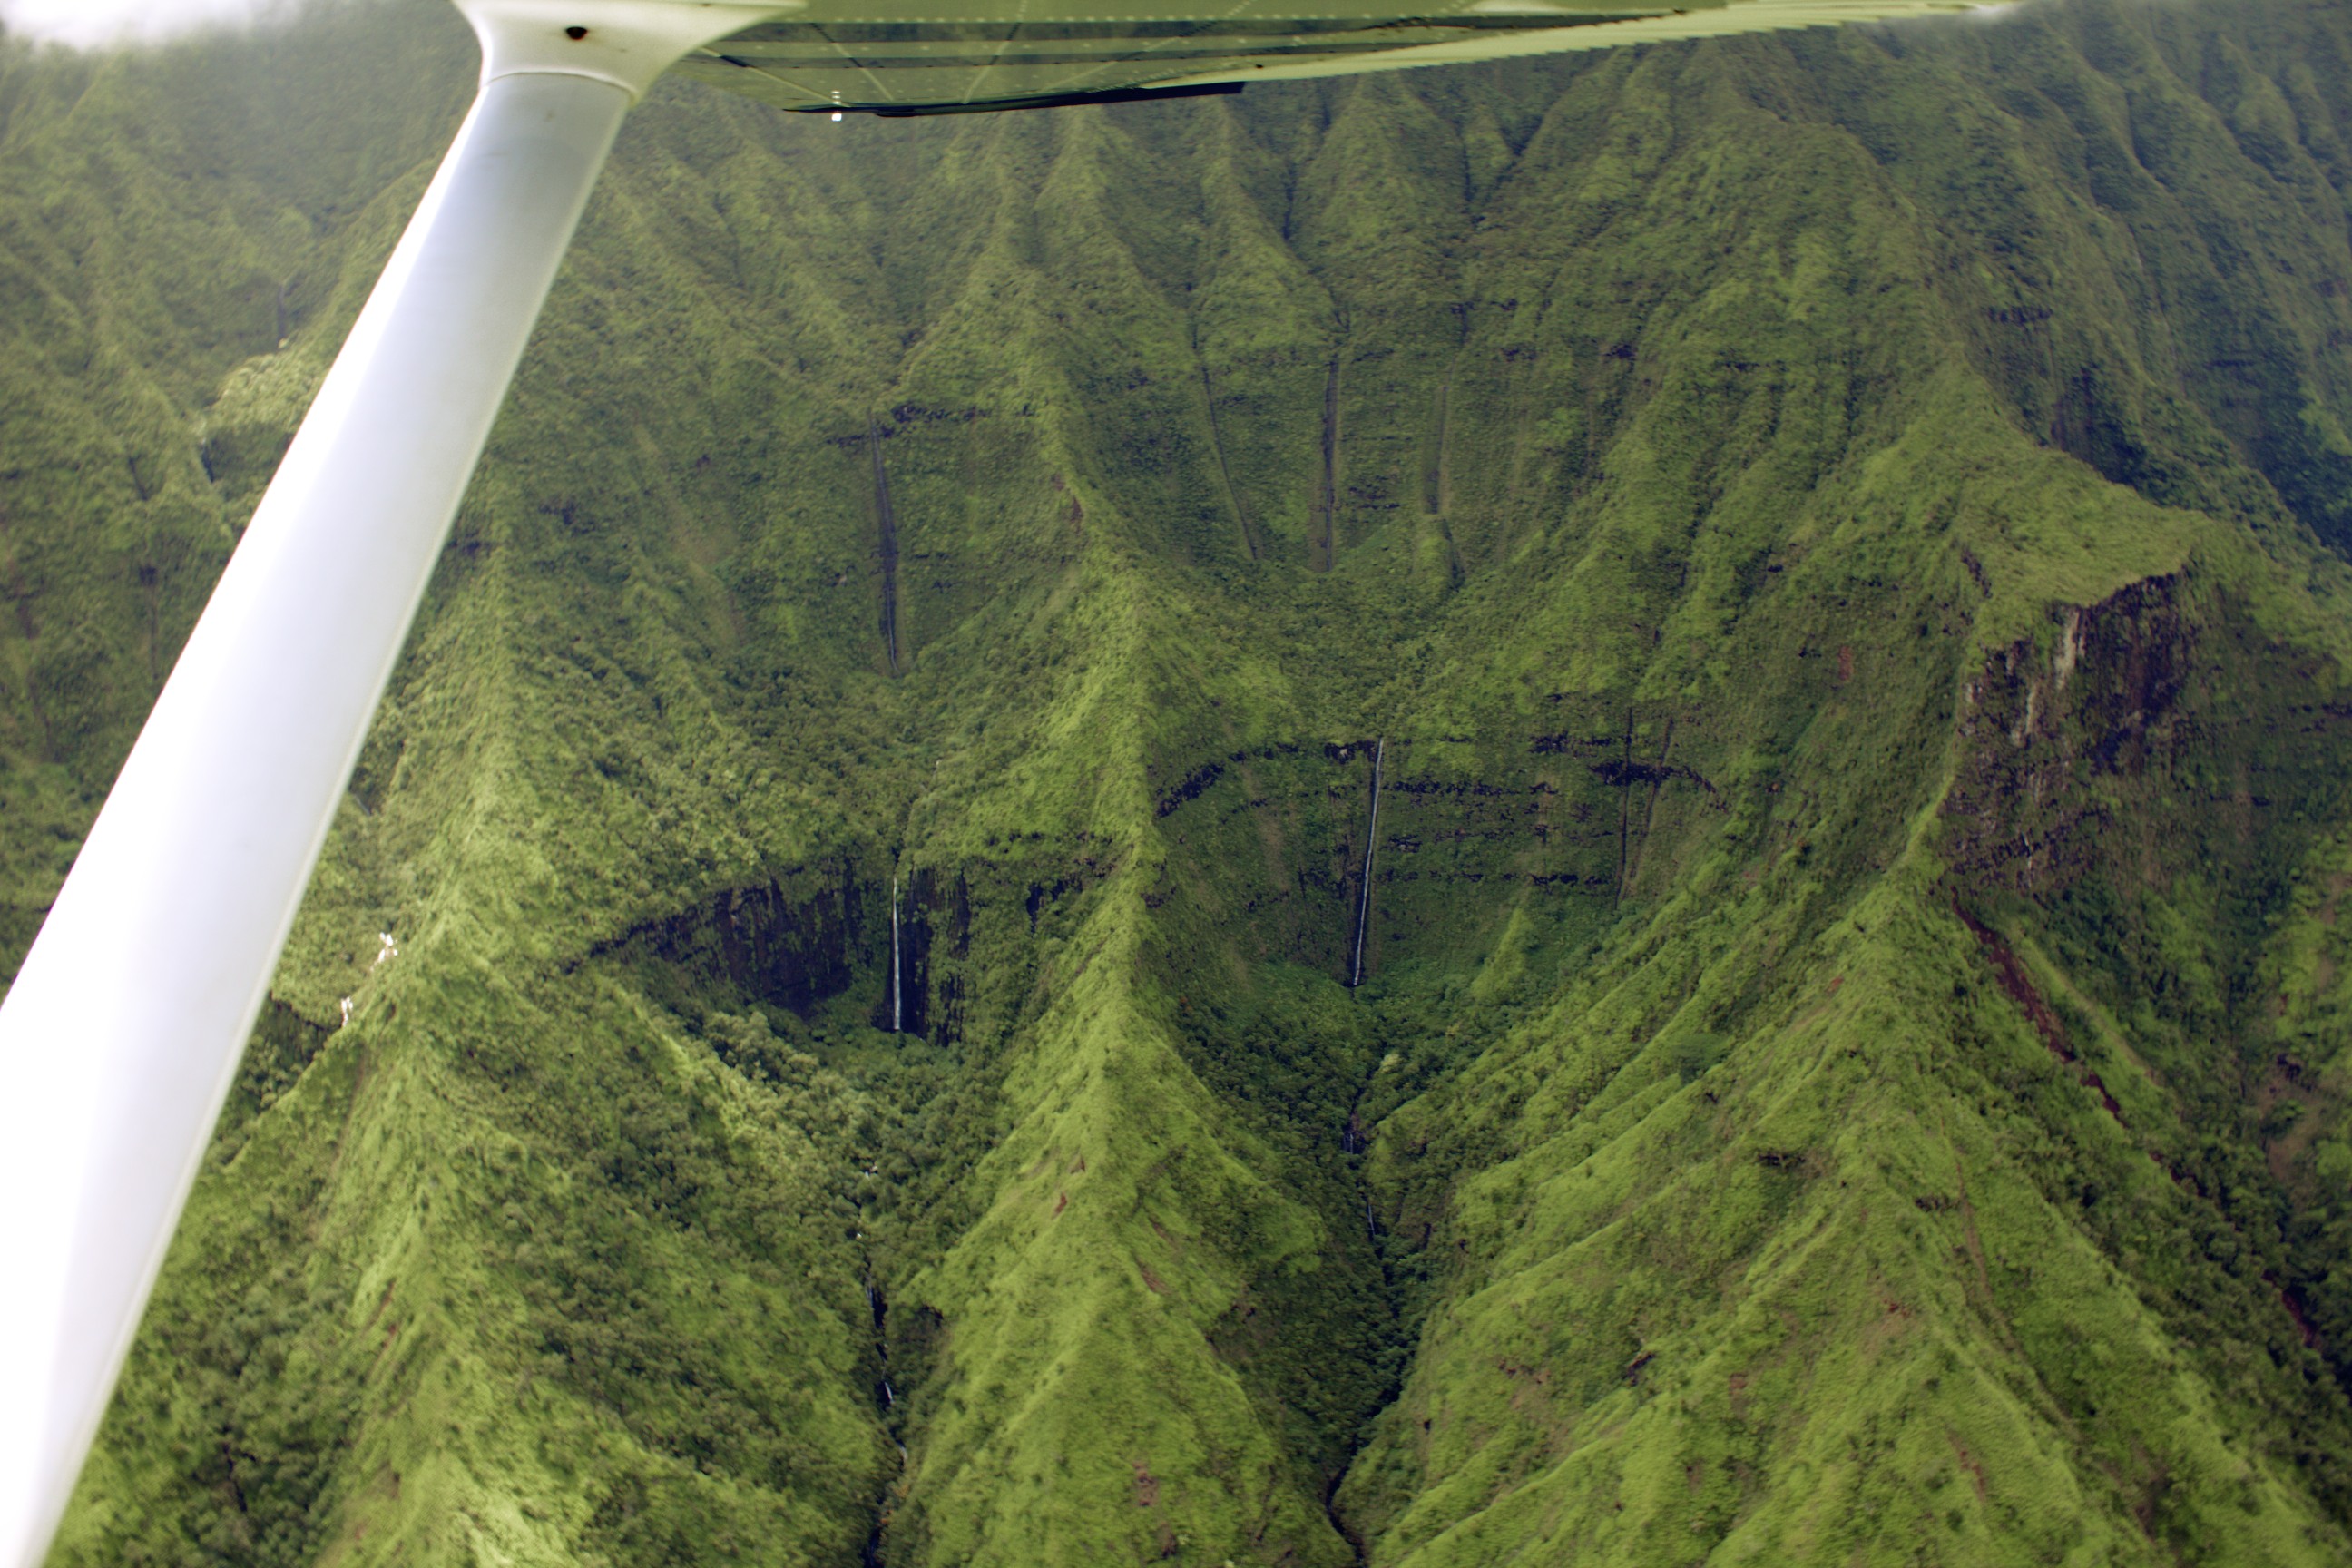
[5,0,2352,1561]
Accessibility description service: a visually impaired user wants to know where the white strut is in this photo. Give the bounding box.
[0,6,779,1565]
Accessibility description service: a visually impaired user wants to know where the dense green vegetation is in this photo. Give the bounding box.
[5,0,2352,1560]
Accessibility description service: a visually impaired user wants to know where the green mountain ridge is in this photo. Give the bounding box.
[6,0,2352,1561]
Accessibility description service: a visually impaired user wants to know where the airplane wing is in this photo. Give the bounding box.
[675,0,1987,116]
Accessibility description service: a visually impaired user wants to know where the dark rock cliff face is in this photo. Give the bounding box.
[1945,576,2195,901]
[878,867,971,1042]
[1151,708,1730,993]
[614,871,877,1016]
[1947,572,2352,926]
[595,861,977,1046]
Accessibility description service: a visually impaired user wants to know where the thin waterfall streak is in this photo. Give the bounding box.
[1352,738,1383,988]
[891,877,902,1034]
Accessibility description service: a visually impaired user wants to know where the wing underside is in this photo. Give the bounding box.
[674,0,1986,115]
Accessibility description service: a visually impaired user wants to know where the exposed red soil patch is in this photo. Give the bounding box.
[1956,906,2328,1357]
[1951,1438,1990,1502]
[1955,905,2127,1125]
[2277,1281,2323,1349]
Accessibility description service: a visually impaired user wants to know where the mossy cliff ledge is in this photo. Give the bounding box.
[5,0,2352,1562]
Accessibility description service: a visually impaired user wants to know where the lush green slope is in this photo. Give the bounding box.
[5,0,2352,1563]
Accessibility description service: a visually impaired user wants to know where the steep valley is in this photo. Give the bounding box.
[7,0,2352,1562]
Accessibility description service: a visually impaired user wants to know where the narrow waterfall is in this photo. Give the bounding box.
[890,877,903,1033]
[1350,738,1384,988]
